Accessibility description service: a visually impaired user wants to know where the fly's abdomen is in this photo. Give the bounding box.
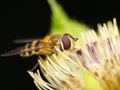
[20,40,40,57]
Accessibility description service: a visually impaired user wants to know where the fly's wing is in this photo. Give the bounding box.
[13,38,42,44]
[1,42,54,57]
[1,46,24,57]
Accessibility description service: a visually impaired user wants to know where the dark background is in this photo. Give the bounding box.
[0,0,120,89]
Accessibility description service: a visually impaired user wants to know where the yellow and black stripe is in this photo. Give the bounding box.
[20,40,41,57]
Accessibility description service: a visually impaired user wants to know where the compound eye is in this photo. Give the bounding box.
[61,34,71,50]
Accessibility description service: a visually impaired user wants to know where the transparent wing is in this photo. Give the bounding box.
[1,42,54,57]
[1,46,24,57]
[13,38,42,44]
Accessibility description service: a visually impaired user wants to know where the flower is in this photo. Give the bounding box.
[28,18,120,90]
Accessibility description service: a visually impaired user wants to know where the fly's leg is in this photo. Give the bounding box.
[30,55,46,71]
[30,62,39,71]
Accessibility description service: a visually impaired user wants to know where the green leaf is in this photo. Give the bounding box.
[48,0,89,37]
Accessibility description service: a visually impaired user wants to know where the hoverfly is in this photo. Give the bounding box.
[1,33,78,70]
[1,33,78,57]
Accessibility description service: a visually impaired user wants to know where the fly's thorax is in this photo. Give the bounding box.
[43,35,51,43]
[49,35,61,45]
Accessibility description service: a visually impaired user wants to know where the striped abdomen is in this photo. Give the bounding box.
[20,40,54,57]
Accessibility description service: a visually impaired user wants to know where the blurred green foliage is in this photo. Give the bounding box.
[48,0,89,37]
